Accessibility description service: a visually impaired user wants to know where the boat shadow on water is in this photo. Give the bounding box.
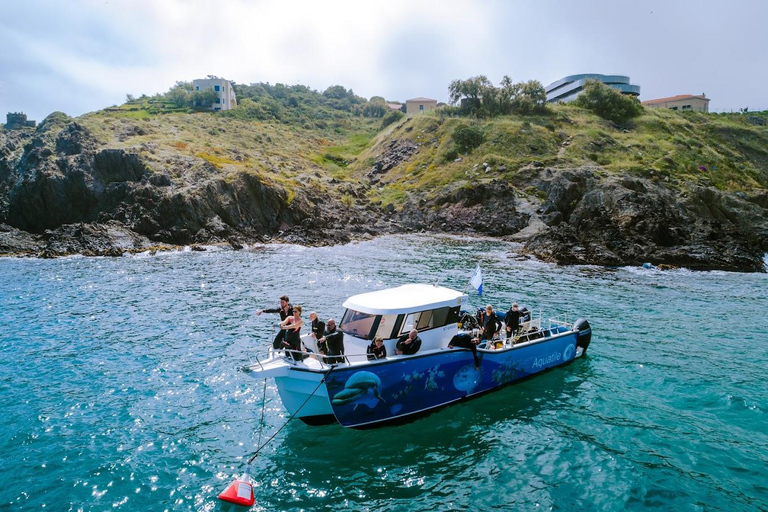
[248,358,596,505]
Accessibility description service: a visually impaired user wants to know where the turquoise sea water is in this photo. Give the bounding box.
[1,235,766,511]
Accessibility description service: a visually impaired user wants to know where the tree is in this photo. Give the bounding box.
[190,88,220,109]
[323,85,350,99]
[448,75,548,117]
[363,97,387,118]
[574,80,643,124]
[511,80,547,115]
[381,110,404,129]
[167,85,190,107]
[449,75,495,117]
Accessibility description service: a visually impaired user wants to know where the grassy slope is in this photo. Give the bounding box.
[351,106,768,206]
[79,101,379,204]
[74,101,768,211]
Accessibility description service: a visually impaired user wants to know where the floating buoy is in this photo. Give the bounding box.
[218,466,255,507]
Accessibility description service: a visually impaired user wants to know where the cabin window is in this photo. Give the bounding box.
[416,310,433,330]
[374,314,399,339]
[340,309,377,339]
[401,312,418,333]
[399,306,461,334]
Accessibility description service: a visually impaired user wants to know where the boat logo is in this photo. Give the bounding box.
[563,344,575,360]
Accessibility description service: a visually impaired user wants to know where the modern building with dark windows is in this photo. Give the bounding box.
[545,74,640,103]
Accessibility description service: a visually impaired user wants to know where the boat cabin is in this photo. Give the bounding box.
[335,284,468,361]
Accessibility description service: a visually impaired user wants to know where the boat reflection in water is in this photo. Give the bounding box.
[242,284,592,428]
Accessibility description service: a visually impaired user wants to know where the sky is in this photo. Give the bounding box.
[2,0,768,123]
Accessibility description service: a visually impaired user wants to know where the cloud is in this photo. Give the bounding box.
[2,0,768,120]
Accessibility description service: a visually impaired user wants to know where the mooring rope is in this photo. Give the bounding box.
[247,366,334,465]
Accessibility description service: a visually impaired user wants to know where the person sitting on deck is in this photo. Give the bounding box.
[396,329,422,355]
[367,336,387,360]
[320,318,345,364]
[448,332,481,370]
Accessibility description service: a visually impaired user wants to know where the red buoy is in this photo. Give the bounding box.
[218,468,255,507]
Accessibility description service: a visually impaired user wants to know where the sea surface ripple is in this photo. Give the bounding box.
[1,235,766,511]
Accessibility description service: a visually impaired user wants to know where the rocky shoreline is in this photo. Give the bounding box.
[2,115,767,271]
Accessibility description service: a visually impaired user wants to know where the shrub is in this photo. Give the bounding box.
[574,80,643,124]
[453,125,484,153]
[380,110,404,129]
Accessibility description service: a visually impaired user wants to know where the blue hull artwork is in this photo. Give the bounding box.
[325,332,579,428]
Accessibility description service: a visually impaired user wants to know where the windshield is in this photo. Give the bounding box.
[339,309,377,339]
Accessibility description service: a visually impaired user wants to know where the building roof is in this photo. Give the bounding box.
[406,97,437,103]
[386,103,403,110]
[642,94,710,105]
[342,284,466,315]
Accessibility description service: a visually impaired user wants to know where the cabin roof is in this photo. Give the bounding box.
[342,284,466,315]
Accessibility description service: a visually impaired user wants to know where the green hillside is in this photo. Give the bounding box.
[355,106,768,207]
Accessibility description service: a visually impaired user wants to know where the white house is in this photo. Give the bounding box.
[191,78,237,111]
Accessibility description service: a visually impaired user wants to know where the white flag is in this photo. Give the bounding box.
[469,263,483,296]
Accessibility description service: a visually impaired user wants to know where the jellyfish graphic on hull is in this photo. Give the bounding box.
[332,371,386,410]
[453,363,482,394]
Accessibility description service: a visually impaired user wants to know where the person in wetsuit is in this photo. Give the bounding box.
[367,336,387,360]
[396,330,422,355]
[448,332,481,370]
[256,295,293,349]
[309,311,326,355]
[280,305,304,360]
[505,303,523,340]
[320,318,345,364]
[481,305,502,341]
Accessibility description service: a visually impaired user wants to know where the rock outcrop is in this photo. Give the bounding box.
[1,114,767,271]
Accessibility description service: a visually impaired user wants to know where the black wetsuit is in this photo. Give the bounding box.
[367,343,387,360]
[505,308,522,338]
[324,328,345,364]
[263,304,293,349]
[449,333,480,368]
[311,318,326,353]
[482,312,502,340]
[396,334,422,355]
[283,318,302,360]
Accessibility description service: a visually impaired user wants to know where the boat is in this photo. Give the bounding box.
[242,284,592,428]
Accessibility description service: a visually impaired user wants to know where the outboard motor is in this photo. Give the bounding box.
[573,318,592,353]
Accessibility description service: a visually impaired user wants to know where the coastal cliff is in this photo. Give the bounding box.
[1,103,767,271]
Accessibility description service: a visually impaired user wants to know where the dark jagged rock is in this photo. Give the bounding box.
[0,116,766,272]
[39,221,154,257]
[520,169,768,272]
[55,122,95,156]
[368,139,418,177]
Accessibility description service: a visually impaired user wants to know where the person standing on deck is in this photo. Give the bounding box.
[320,318,345,364]
[309,311,326,355]
[280,305,304,360]
[505,303,523,340]
[256,295,293,349]
[481,305,502,340]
